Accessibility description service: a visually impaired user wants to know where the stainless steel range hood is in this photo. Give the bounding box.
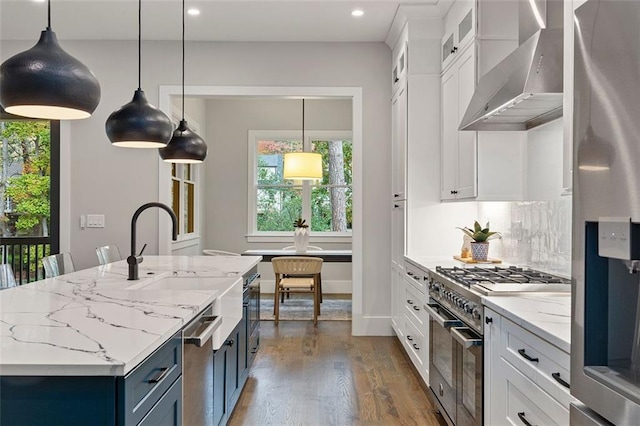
[459,27,563,131]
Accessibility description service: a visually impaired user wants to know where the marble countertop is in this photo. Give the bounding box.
[0,255,261,377]
[482,294,571,353]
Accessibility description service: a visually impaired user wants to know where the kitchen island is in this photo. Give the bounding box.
[0,255,261,425]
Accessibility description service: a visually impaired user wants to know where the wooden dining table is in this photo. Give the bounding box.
[242,249,352,263]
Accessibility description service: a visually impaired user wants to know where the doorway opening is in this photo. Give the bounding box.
[157,86,363,334]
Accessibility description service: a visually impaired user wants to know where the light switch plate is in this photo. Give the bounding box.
[599,217,631,259]
[86,214,105,228]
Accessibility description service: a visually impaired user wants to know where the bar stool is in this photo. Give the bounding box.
[42,252,75,278]
[96,245,122,265]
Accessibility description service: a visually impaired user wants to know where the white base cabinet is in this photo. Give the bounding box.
[485,308,575,426]
[393,259,429,385]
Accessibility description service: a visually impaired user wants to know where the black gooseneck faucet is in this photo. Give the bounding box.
[128,202,178,280]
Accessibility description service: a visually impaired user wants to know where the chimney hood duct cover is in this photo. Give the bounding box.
[459,28,563,131]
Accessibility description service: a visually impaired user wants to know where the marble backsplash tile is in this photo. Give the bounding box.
[478,198,572,278]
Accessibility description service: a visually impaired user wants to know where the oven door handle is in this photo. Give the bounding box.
[451,327,483,349]
[184,315,222,347]
[424,303,463,328]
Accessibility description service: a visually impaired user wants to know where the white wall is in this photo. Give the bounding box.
[0,39,391,333]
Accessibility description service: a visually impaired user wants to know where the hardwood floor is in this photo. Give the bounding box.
[229,321,447,426]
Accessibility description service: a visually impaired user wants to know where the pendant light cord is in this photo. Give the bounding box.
[47,0,51,30]
[302,98,305,143]
[138,0,142,90]
[181,0,185,120]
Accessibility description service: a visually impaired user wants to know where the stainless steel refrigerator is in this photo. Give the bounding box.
[572,0,640,424]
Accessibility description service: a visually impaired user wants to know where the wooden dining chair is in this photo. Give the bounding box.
[271,256,323,325]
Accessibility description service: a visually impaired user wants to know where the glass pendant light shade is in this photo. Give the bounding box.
[283,152,322,180]
[106,89,173,148]
[159,119,207,163]
[0,29,100,119]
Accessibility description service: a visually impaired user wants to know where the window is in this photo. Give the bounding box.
[249,130,352,236]
[0,110,60,284]
[171,163,198,237]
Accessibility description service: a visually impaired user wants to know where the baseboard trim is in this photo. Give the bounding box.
[352,314,394,336]
[260,280,352,294]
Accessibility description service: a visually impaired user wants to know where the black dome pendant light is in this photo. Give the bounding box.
[0,0,101,120]
[105,0,173,148]
[159,0,207,163]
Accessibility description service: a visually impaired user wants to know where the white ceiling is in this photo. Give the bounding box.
[0,0,441,43]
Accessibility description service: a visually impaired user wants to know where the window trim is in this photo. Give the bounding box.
[247,129,352,240]
[170,112,202,245]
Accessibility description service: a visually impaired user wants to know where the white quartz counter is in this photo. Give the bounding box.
[482,294,571,353]
[0,255,261,377]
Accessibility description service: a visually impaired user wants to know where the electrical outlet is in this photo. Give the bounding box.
[86,214,105,228]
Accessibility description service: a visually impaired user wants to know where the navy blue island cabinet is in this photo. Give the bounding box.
[0,291,257,426]
[0,331,183,426]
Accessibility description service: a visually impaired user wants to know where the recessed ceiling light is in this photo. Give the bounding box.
[33,0,46,3]
[187,8,200,16]
[351,9,364,17]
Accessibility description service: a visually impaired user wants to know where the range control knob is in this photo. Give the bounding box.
[472,308,481,320]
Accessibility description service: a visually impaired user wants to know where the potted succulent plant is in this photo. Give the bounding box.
[457,221,500,261]
[293,218,309,253]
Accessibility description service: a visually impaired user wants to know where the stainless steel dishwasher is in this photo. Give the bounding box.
[182,306,222,426]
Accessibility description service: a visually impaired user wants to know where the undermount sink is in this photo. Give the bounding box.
[125,273,239,292]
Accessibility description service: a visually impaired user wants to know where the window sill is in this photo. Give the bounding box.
[246,233,352,244]
[172,235,200,250]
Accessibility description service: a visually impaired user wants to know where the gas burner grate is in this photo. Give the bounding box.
[435,265,570,286]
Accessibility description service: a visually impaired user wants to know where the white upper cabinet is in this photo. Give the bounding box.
[441,1,476,72]
[392,42,408,95]
[440,0,528,202]
[392,82,407,201]
[441,45,477,200]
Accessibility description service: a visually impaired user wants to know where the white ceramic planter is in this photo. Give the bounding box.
[293,227,309,253]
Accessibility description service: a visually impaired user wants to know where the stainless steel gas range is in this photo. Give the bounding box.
[425,265,571,426]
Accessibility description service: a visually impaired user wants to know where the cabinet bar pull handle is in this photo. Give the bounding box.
[413,306,420,311]
[518,349,539,363]
[517,412,534,426]
[412,343,420,350]
[407,272,414,276]
[485,316,493,324]
[185,315,221,347]
[148,367,170,384]
[552,372,570,389]
[406,335,413,341]
[407,299,414,305]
